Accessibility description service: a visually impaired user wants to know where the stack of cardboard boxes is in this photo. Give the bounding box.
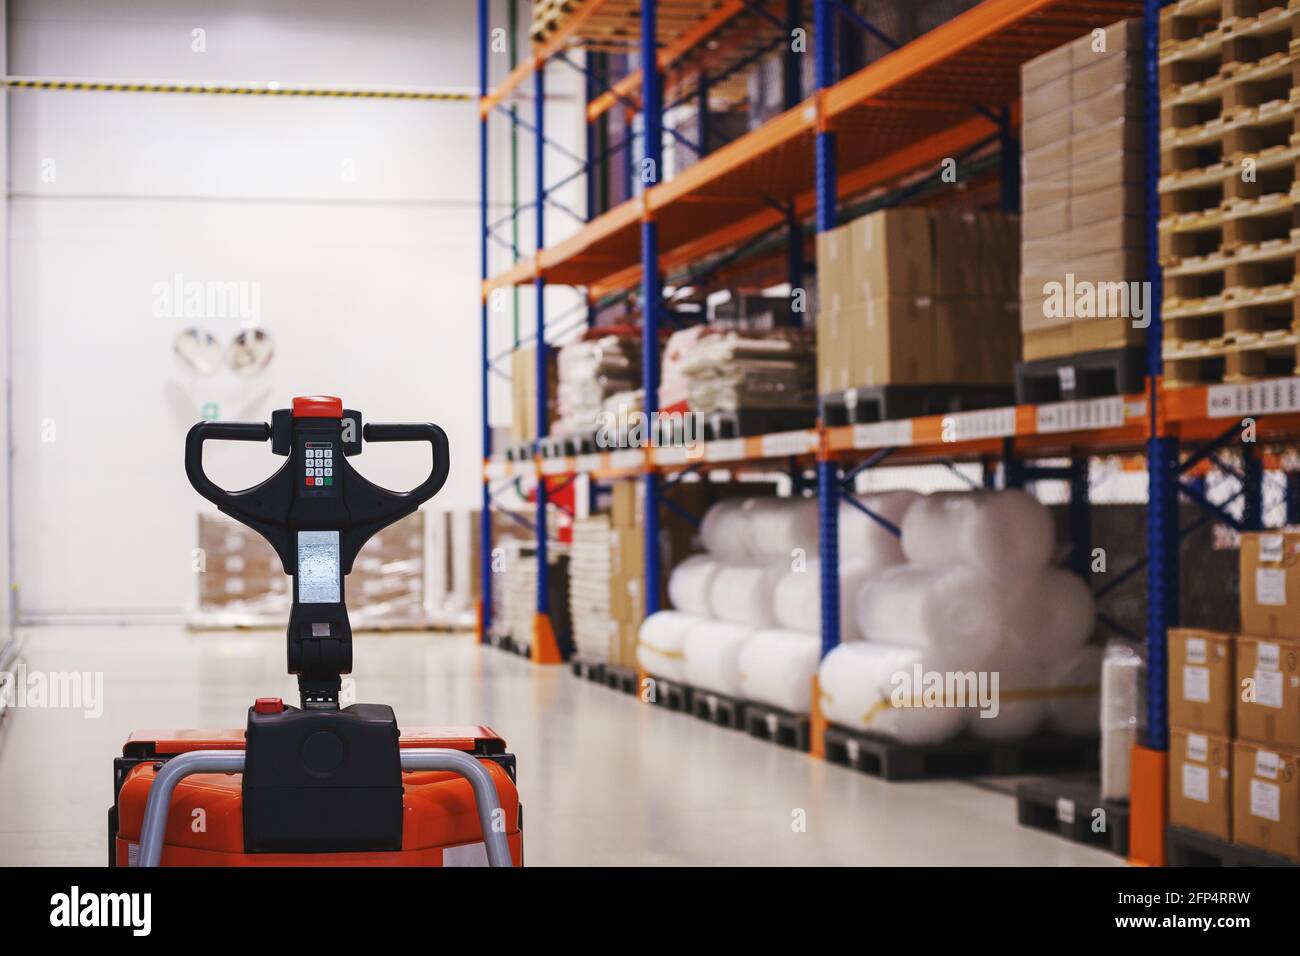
[814,207,1020,395]
[1167,530,1300,862]
[1020,19,1147,361]
[510,345,557,445]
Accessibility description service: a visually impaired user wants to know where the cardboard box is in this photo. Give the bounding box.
[1236,635,1300,749]
[1168,628,1235,735]
[1071,149,1145,197]
[510,346,557,443]
[1072,51,1140,102]
[1070,18,1142,69]
[1023,201,1070,242]
[1240,531,1300,640]
[1023,175,1071,211]
[851,295,934,387]
[849,208,933,300]
[1022,37,1074,90]
[1022,139,1070,186]
[815,227,854,312]
[1072,314,1146,352]
[1023,72,1072,122]
[1069,183,1144,228]
[1233,741,1300,861]
[1070,216,1146,258]
[1072,83,1144,132]
[816,307,853,394]
[1023,105,1072,154]
[1169,728,1233,842]
[1022,323,1074,361]
[1070,117,1144,168]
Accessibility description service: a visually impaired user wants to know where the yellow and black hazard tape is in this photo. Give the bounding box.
[3,78,471,100]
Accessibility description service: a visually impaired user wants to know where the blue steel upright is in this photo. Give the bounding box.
[478,0,493,642]
[1143,0,1174,751]
[813,0,840,657]
[642,0,663,617]
[535,59,550,622]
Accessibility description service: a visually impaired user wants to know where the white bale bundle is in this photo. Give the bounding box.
[667,554,719,615]
[817,642,966,746]
[839,490,918,569]
[1010,569,1097,664]
[853,564,1009,665]
[901,490,1053,577]
[1101,641,1143,801]
[967,650,1048,742]
[699,498,751,560]
[744,496,819,560]
[738,629,821,712]
[708,560,786,628]
[1045,644,1103,737]
[772,558,873,639]
[636,611,701,682]
[683,620,757,696]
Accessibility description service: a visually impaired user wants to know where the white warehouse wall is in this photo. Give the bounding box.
[6,0,583,619]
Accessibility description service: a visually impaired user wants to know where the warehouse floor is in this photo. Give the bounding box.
[0,626,1124,866]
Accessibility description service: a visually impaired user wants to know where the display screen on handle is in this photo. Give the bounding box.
[297,531,341,604]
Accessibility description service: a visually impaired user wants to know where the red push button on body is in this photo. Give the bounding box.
[254,697,284,714]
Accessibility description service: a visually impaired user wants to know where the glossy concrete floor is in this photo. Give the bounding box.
[0,625,1125,866]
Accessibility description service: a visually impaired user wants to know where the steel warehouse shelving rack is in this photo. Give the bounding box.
[477,0,1300,866]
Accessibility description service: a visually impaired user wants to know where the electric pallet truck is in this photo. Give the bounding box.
[109,396,522,866]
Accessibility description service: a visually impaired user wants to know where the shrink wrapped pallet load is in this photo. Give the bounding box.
[818,642,966,746]
[1100,641,1143,801]
[667,554,719,616]
[683,620,758,696]
[772,557,875,640]
[900,489,1054,576]
[636,611,702,683]
[839,490,919,568]
[707,560,788,628]
[1044,644,1103,737]
[967,651,1049,742]
[738,629,822,712]
[853,564,1010,665]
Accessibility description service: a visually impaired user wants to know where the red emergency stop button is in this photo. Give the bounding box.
[292,395,343,418]
[254,697,284,714]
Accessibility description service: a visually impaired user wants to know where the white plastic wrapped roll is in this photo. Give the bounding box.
[1101,641,1143,801]
[667,554,719,616]
[1010,569,1097,664]
[967,650,1049,742]
[817,642,966,745]
[738,629,821,712]
[683,620,758,696]
[743,496,819,560]
[839,490,918,569]
[772,558,873,640]
[699,498,751,560]
[1045,644,1103,736]
[853,564,1010,665]
[708,560,787,628]
[636,611,701,683]
[901,490,1053,577]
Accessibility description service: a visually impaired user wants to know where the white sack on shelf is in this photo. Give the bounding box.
[743,496,819,560]
[708,560,787,628]
[1045,644,1103,737]
[738,629,821,712]
[699,498,751,560]
[1011,569,1097,664]
[636,610,703,683]
[900,490,1053,577]
[967,650,1048,742]
[683,619,758,696]
[817,642,966,745]
[853,564,1010,665]
[772,557,873,640]
[667,554,719,616]
[839,490,918,568]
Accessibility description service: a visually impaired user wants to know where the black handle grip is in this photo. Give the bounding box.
[185,420,272,506]
[362,422,450,505]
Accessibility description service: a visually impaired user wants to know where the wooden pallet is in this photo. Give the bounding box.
[1166,824,1299,866]
[1163,282,1299,346]
[646,674,694,712]
[743,700,811,752]
[603,662,638,695]
[570,657,606,683]
[820,384,1015,427]
[1014,347,1147,404]
[1164,327,1300,385]
[690,687,747,730]
[1162,234,1300,311]
[1016,776,1130,858]
[823,725,1100,782]
[699,407,816,441]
